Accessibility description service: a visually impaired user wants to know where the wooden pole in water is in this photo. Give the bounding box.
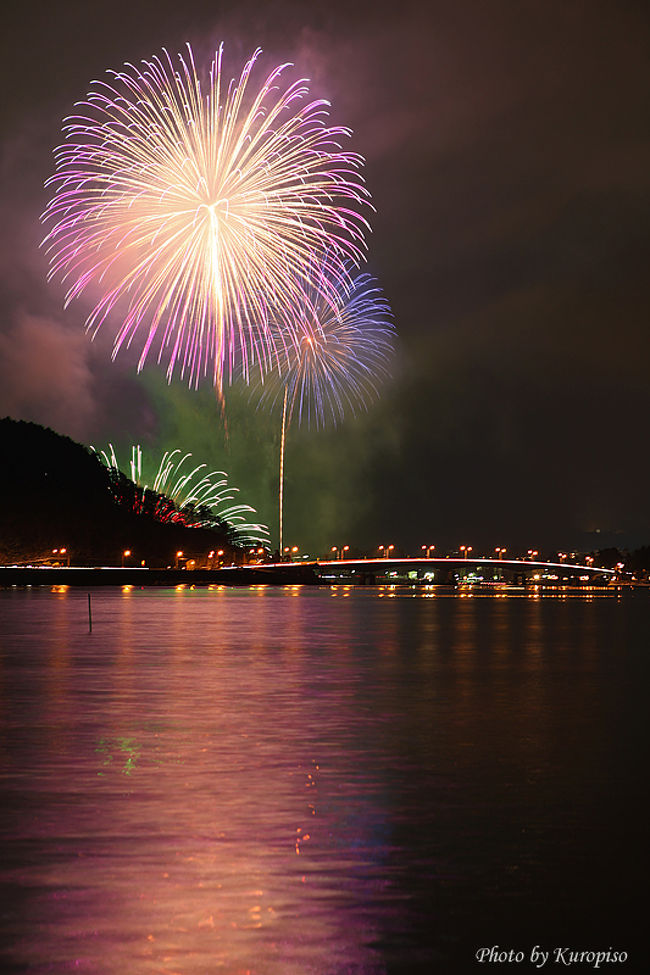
[88,592,93,633]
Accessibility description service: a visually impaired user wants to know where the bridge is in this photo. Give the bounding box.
[282,556,617,586]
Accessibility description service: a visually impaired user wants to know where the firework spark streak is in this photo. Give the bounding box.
[96,444,269,546]
[42,44,371,390]
[255,267,395,551]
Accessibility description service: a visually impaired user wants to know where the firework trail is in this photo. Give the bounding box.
[42,44,371,391]
[95,444,269,546]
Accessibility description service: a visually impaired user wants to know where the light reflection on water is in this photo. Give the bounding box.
[0,586,645,973]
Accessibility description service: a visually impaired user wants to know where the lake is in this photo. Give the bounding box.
[0,585,646,973]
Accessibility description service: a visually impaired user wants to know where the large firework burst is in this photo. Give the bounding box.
[95,444,269,546]
[42,44,370,390]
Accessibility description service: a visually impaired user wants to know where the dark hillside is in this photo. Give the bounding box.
[0,418,239,566]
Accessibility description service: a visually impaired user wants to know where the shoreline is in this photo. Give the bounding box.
[0,564,642,591]
[0,564,319,588]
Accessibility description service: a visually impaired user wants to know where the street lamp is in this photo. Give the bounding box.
[421,545,435,558]
[341,545,350,560]
[331,546,338,560]
[175,550,184,569]
[52,547,70,566]
[495,547,506,560]
[121,549,131,568]
[387,544,395,559]
[207,549,223,568]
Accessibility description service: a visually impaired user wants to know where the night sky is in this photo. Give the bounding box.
[1,0,648,555]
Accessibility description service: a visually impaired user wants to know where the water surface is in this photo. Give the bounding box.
[0,586,646,972]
